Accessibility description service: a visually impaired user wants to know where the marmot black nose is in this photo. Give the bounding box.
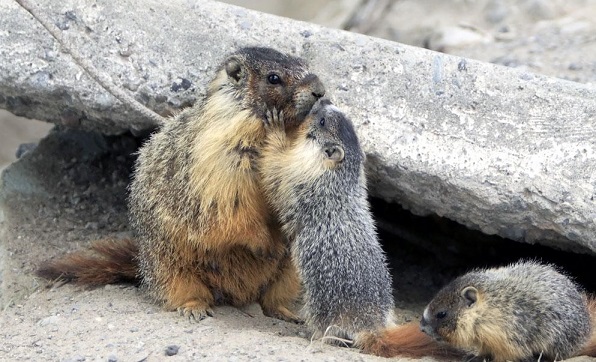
[312,81,325,99]
[301,74,326,99]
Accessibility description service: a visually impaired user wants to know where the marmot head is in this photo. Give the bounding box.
[210,47,325,128]
[420,273,486,348]
[300,98,364,172]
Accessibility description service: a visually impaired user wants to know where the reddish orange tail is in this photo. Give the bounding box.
[581,295,596,357]
[357,322,465,360]
[36,238,139,286]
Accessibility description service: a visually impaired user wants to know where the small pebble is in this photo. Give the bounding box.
[300,30,313,38]
[165,345,180,356]
[84,222,100,230]
[568,62,582,71]
[38,315,60,326]
[15,143,37,159]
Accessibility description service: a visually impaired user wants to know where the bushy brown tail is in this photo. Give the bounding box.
[581,295,596,357]
[36,238,140,286]
[357,322,465,360]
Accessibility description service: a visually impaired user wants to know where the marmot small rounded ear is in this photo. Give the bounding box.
[324,145,344,163]
[225,58,244,83]
[460,286,478,307]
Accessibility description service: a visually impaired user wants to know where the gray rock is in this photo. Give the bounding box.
[16,143,39,159]
[0,0,595,255]
[164,345,179,356]
[38,315,60,326]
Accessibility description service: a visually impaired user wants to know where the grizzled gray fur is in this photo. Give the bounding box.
[421,260,592,361]
[262,99,395,341]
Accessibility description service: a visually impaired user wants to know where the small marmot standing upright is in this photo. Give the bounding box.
[259,99,463,360]
[261,99,394,338]
[38,47,325,322]
[421,260,596,362]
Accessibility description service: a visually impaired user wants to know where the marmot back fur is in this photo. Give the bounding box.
[421,260,596,362]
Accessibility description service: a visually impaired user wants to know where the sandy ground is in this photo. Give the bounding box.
[1,285,392,361]
[1,0,596,361]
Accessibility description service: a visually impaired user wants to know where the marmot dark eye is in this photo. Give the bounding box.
[319,118,325,127]
[436,311,447,319]
[267,74,281,85]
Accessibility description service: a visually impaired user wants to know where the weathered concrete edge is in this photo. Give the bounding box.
[1,0,595,253]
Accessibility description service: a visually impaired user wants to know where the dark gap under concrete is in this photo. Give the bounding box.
[372,198,596,311]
